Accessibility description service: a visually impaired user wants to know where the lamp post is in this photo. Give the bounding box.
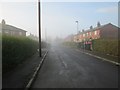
[38,0,41,57]
[75,21,78,42]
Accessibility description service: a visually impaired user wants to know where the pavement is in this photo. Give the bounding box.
[2,48,47,88]
[31,43,118,88]
[76,48,119,64]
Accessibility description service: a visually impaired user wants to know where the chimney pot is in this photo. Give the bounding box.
[90,26,93,29]
[97,21,101,27]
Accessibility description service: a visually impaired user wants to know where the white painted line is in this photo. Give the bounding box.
[76,49,120,66]
[59,55,67,68]
[25,51,48,89]
[62,61,67,68]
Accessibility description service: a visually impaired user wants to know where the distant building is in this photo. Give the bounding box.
[74,22,119,43]
[54,36,63,43]
[1,19,27,36]
[64,34,74,42]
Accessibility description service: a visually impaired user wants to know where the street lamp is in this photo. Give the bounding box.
[75,21,78,34]
[38,0,41,57]
[75,21,78,42]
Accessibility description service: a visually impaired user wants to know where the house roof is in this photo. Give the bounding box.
[1,23,27,32]
[78,23,118,35]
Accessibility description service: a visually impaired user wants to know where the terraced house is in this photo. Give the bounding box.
[1,19,27,37]
[74,22,119,50]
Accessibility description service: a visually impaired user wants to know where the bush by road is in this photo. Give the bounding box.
[93,39,119,57]
[2,35,39,74]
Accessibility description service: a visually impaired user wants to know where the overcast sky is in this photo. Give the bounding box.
[0,0,118,39]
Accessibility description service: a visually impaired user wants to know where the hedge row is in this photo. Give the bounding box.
[2,35,39,74]
[62,41,78,48]
[93,39,119,56]
[63,39,119,57]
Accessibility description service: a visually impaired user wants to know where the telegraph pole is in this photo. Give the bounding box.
[38,0,41,57]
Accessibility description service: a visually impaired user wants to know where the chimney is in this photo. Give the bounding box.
[82,29,84,32]
[78,31,81,33]
[90,26,93,29]
[97,21,101,27]
[2,19,6,25]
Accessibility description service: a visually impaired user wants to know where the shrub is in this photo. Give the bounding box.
[93,39,118,56]
[62,41,78,48]
[2,35,38,73]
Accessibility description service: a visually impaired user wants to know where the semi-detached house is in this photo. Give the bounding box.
[73,22,119,50]
[1,20,27,37]
[74,22,118,43]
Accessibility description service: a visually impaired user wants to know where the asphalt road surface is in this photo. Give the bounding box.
[32,43,118,88]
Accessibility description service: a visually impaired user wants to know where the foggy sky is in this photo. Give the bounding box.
[0,0,118,40]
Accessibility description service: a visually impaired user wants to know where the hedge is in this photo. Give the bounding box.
[63,39,119,57]
[62,41,78,48]
[2,35,39,74]
[92,39,119,56]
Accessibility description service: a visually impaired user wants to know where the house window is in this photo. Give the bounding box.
[83,34,85,37]
[94,31,97,35]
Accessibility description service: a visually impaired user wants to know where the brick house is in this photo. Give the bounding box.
[75,22,118,42]
[1,20,27,37]
[74,22,119,50]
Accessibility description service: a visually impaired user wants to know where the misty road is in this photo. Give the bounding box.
[32,43,118,88]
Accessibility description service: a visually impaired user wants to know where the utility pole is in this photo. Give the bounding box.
[38,0,41,57]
